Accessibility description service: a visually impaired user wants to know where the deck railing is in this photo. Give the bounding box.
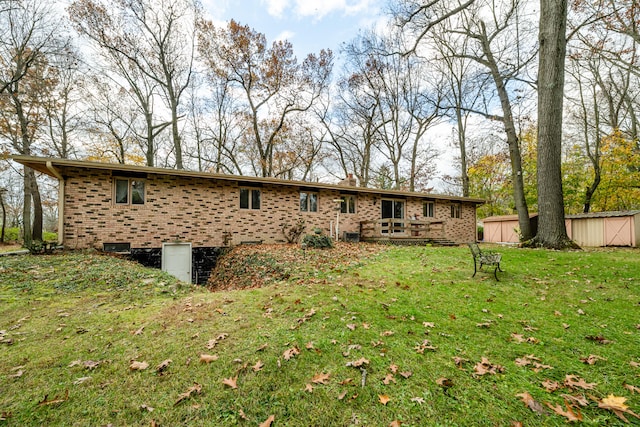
[359,219,446,240]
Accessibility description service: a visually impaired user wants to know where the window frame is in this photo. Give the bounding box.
[450,203,461,219]
[423,201,435,218]
[114,178,145,206]
[240,188,261,210]
[300,191,319,213]
[340,195,356,214]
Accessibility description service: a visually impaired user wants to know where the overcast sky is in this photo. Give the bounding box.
[202,0,389,59]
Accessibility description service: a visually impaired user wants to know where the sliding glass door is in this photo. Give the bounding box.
[381,199,405,234]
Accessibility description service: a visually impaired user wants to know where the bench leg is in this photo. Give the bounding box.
[493,266,499,281]
[472,259,477,277]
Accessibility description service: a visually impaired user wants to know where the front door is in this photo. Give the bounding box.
[381,199,405,234]
[162,242,192,283]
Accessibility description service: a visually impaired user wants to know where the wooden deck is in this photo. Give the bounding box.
[359,219,457,246]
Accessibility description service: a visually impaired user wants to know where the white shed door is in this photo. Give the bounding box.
[162,243,192,283]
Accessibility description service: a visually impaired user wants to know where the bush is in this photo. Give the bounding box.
[302,233,333,249]
[282,218,306,243]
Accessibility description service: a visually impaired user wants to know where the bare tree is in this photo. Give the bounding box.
[197,19,333,177]
[69,0,201,169]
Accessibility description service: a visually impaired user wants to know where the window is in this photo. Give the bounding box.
[451,203,461,219]
[300,192,318,212]
[240,188,261,209]
[423,201,434,218]
[115,178,145,205]
[340,195,356,214]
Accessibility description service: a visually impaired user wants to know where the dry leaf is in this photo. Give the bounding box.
[156,359,172,373]
[399,371,412,379]
[348,357,370,367]
[474,357,504,376]
[174,383,202,405]
[129,361,149,371]
[389,364,399,373]
[8,370,23,379]
[624,383,640,394]
[37,390,69,406]
[140,404,154,412]
[283,347,300,361]
[382,373,396,385]
[222,376,238,389]
[631,361,640,368]
[411,396,425,404]
[346,324,356,330]
[337,390,348,400]
[423,322,435,328]
[564,375,596,390]
[436,377,454,388]
[389,420,401,427]
[200,354,219,363]
[256,343,269,352]
[73,376,91,385]
[381,330,394,336]
[561,394,589,407]
[312,372,331,384]
[580,354,605,365]
[598,395,640,422]
[379,394,390,405]
[259,415,275,427]
[305,383,314,393]
[131,326,145,335]
[541,379,561,392]
[516,392,546,415]
[305,341,314,349]
[545,401,582,422]
[585,335,613,344]
[253,360,264,372]
[339,378,353,385]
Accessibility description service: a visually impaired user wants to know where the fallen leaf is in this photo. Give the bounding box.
[131,326,145,335]
[453,356,469,368]
[156,359,172,373]
[423,322,435,328]
[348,357,370,367]
[411,396,425,404]
[253,360,264,372]
[598,395,640,422]
[624,383,640,394]
[283,346,300,361]
[259,415,275,427]
[37,390,69,406]
[346,324,356,330]
[561,394,589,407]
[312,372,331,384]
[256,343,269,351]
[140,404,154,412]
[414,340,437,354]
[585,335,613,344]
[545,401,582,422]
[511,333,526,343]
[200,354,219,364]
[631,361,640,368]
[382,373,396,385]
[129,361,149,371]
[436,377,454,388]
[476,322,492,328]
[516,392,546,415]
[564,375,596,390]
[337,390,348,400]
[379,394,390,405]
[73,376,91,385]
[541,379,561,392]
[339,378,353,385]
[222,376,238,389]
[305,341,314,349]
[474,357,504,376]
[580,354,605,365]
[389,363,398,373]
[174,383,202,405]
[389,420,402,427]
[8,370,23,379]
[305,383,314,393]
[381,330,394,336]
[399,371,412,379]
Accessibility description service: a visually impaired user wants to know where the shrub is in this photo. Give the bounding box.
[282,218,306,243]
[302,233,333,249]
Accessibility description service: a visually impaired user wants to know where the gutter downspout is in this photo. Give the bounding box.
[46,162,64,246]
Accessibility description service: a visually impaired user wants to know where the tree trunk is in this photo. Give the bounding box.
[22,168,33,249]
[535,0,575,248]
[1,190,6,243]
[456,106,470,197]
[29,169,43,242]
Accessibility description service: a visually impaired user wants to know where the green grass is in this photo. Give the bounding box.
[1,245,639,426]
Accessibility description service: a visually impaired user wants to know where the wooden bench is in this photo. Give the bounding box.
[468,243,502,281]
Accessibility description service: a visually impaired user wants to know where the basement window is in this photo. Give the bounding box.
[103,242,131,253]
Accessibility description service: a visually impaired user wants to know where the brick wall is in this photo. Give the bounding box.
[61,167,477,249]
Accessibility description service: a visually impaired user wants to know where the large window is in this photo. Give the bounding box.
[240,188,261,210]
[340,195,356,214]
[381,199,405,234]
[451,203,461,219]
[300,192,318,212]
[423,201,434,218]
[115,178,145,205]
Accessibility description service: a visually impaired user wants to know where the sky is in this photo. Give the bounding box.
[201,0,389,60]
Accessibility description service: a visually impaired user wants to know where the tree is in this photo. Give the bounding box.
[395,0,537,240]
[197,19,333,178]
[533,0,574,248]
[0,0,65,247]
[69,0,201,169]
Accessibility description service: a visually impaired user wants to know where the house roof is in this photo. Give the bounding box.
[12,155,485,204]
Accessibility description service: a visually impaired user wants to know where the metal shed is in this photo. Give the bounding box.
[482,210,640,247]
[566,210,640,247]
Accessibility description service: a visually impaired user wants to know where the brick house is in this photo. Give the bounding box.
[13,156,483,283]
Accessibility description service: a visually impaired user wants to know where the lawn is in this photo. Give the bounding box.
[0,244,639,426]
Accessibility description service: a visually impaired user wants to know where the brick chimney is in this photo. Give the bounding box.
[338,173,357,187]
